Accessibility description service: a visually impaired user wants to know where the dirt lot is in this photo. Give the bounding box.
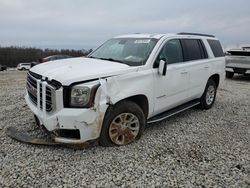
[0,71,249,187]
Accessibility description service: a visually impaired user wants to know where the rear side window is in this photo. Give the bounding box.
[207,39,224,57]
[181,39,208,61]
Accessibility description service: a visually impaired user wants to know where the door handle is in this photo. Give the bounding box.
[181,71,188,74]
[204,66,209,69]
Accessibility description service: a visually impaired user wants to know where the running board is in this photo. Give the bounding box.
[147,99,200,124]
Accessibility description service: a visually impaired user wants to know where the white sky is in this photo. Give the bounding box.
[0,0,249,50]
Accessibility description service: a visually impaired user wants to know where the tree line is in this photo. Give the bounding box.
[0,46,92,67]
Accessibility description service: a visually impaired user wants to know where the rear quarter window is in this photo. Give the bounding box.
[181,39,208,61]
[207,40,224,57]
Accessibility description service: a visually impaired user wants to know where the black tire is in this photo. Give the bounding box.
[226,71,234,79]
[99,101,146,147]
[200,79,217,110]
[21,68,25,71]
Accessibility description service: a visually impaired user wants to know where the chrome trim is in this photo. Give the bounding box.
[26,72,56,113]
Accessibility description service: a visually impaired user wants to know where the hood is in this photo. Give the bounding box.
[30,57,138,85]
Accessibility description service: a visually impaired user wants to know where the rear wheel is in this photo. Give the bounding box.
[99,101,145,146]
[226,71,234,78]
[200,79,217,109]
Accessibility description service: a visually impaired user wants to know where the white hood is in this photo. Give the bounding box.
[30,57,137,85]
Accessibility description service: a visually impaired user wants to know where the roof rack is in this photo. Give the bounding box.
[178,32,215,38]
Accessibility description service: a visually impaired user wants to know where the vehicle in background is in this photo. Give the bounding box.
[0,64,7,71]
[17,63,32,71]
[38,55,72,63]
[226,47,250,78]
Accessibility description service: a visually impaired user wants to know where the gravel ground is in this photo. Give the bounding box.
[0,71,249,187]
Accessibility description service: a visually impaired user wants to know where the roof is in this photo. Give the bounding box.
[114,33,216,39]
[114,33,172,39]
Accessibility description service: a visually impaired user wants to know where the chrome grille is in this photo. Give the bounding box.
[26,72,55,112]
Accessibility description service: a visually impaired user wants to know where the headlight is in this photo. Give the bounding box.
[70,86,90,107]
[64,81,100,108]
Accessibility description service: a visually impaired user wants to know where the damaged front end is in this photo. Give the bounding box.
[6,115,99,149]
[6,65,146,148]
[6,126,98,149]
[6,71,112,148]
[6,127,60,146]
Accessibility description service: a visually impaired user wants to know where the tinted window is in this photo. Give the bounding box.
[207,40,224,57]
[155,39,183,67]
[181,39,207,61]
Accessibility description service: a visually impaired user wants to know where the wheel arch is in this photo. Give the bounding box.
[209,74,220,88]
[107,94,149,119]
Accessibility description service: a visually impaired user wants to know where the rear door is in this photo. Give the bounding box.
[180,39,210,100]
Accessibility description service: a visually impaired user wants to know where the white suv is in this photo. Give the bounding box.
[17,63,32,71]
[25,33,225,146]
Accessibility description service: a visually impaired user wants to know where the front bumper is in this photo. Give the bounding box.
[25,93,104,144]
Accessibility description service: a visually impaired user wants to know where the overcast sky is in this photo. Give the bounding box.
[0,0,249,50]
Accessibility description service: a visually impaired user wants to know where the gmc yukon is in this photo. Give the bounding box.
[25,33,225,146]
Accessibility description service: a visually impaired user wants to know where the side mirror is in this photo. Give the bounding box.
[158,60,167,76]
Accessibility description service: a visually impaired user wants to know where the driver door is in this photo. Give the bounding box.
[153,39,189,115]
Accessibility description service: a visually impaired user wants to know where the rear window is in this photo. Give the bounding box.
[181,39,208,61]
[207,40,224,57]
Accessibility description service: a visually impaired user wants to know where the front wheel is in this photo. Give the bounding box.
[200,79,217,109]
[99,101,145,147]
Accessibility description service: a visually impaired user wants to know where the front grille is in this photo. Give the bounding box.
[26,72,55,112]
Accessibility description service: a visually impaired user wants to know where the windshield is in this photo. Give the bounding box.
[89,38,158,66]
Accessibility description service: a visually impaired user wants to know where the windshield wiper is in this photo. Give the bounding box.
[99,58,124,64]
[88,56,124,64]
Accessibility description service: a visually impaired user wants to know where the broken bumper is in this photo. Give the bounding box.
[6,127,98,148]
[25,93,103,144]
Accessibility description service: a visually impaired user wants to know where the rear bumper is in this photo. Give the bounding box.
[226,56,250,70]
[226,67,250,74]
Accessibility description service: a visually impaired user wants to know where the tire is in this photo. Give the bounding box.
[99,101,146,147]
[21,68,25,71]
[226,71,234,78]
[200,79,217,109]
